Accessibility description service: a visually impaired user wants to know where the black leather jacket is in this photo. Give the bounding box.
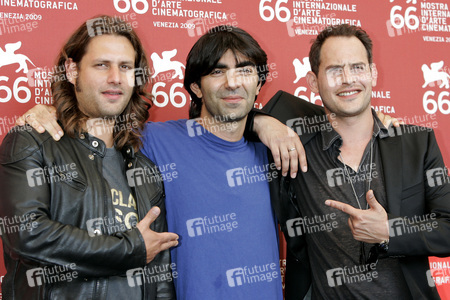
[0,126,175,300]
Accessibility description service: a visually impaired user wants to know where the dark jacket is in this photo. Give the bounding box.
[265,90,450,300]
[0,126,175,300]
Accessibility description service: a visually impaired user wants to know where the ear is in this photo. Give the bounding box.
[190,82,203,99]
[370,63,378,87]
[306,71,319,93]
[255,81,262,96]
[65,58,77,85]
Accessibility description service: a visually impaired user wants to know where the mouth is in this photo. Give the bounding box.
[336,89,361,98]
[102,90,123,100]
[222,96,244,103]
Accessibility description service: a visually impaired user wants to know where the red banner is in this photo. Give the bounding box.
[0,0,449,298]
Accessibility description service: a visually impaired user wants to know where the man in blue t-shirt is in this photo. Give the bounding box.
[139,27,284,299]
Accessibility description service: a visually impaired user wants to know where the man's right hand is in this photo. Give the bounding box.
[16,105,63,141]
[136,207,179,264]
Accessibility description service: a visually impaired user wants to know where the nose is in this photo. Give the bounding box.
[341,66,356,84]
[225,69,241,89]
[107,66,121,85]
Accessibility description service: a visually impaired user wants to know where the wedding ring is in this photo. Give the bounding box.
[289,147,296,152]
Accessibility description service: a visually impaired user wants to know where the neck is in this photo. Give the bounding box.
[85,118,115,148]
[329,108,374,172]
[198,114,246,142]
[328,108,374,147]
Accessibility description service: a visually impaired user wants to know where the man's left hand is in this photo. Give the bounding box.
[325,190,389,244]
[376,111,403,128]
[253,114,306,178]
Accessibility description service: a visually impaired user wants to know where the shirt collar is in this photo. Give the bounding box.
[321,109,390,151]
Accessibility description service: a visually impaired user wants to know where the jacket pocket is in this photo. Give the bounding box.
[55,169,87,192]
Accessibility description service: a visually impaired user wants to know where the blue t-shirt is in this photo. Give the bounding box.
[141,120,282,300]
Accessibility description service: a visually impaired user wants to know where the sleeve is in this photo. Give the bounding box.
[387,129,450,257]
[244,90,325,142]
[0,129,147,277]
[262,90,325,125]
[243,108,272,141]
[140,122,158,163]
[139,164,176,299]
[152,207,177,299]
[268,152,311,299]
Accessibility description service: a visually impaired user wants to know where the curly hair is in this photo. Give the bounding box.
[51,15,152,151]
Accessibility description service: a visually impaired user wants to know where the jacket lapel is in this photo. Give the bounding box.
[379,136,403,216]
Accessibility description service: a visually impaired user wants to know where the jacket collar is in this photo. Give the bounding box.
[75,132,136,160]
[76,132,107,157]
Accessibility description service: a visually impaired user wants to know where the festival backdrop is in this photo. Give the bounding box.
[0,0,449,298]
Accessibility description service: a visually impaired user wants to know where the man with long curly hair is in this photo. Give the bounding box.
[0,16,178,299]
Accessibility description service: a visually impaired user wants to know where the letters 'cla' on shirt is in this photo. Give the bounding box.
[141,120,283,300]
[102,146,142,299]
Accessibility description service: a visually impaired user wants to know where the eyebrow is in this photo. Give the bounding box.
[325,62,366,71]
[236,61,256,68]
[213,60,256,69]
[93,59,135,65]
